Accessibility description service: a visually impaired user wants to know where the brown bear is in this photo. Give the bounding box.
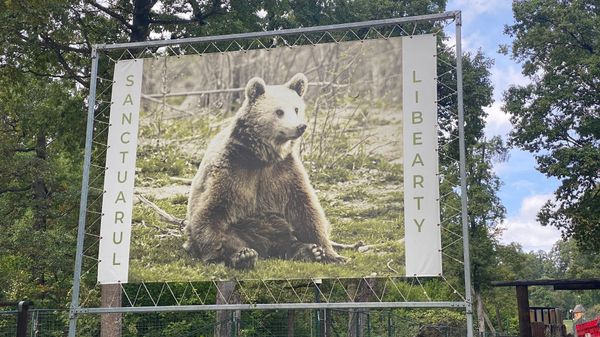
[184,73,345,269]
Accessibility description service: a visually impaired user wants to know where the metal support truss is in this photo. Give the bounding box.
[68,10,473,337]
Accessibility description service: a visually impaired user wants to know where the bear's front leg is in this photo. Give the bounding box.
[286,159,347,264]
[186,170,264,270]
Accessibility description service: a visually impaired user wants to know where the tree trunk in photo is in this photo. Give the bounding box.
[215,281,240,337]
[100,284,122,337]
[287,310,295,337]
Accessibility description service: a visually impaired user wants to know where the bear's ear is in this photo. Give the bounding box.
[286,73,308,97]
[245,77,266,102]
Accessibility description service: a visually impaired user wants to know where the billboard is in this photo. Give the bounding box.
[97,34,440,283]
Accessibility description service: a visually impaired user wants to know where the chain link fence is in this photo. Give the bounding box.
[0,308,479,337]
[1,309,69,337]
[0,310,17,337]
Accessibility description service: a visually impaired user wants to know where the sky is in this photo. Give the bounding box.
[446,0,563,252]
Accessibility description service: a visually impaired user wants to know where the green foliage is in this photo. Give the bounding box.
[136,144,196,183]
[483,239,600,334]
[504,0,600,251]
[0,70,84,306]
[260,0,447,29]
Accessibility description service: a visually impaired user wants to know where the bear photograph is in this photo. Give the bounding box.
[130,37,405,281]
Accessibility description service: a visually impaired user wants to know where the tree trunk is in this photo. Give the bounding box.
[476,290,485,337]
[318,308,330,337]
[131,0,153,42]
[495,305,504,333]
[100,284,122,337]
[215,281,240,337]
[287,310,295,337]
[31,131,49,286]
[348,278,375,337]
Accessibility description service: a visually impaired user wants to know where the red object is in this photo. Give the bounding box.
[576,318,600,337]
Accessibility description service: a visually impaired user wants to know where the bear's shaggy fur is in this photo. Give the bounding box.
[185,73,345,269]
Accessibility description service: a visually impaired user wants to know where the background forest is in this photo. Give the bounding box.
[0,0,598,336]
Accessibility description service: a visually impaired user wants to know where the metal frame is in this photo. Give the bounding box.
[68,11,472,337]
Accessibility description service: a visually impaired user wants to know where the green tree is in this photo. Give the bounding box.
[0,69,84,305]
[503,0,600,251]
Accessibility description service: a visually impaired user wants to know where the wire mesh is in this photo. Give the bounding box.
[1,308,474,336]
[0,311,17,337]
[70,13,470,336]
[0,310,69,337]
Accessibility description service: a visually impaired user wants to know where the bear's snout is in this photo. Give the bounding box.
[296,124,307,136]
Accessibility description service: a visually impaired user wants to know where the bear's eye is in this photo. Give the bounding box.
[275,109,284,117]
[294,107,299,115]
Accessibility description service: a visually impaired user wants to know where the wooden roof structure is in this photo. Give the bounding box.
[491,278,600,337]
[492,278,600,290]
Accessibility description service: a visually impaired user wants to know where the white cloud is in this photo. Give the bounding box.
[444,31,484,54]
[491,153,537,180]
[490,64,530,99]
[448,0,511,23]
[484,101,511,137]
[444,32,457,52]
[484,65,529,138]
[500,194,562,252]
[507,179,537,193]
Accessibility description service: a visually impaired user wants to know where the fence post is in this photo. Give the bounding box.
[387,311,392,337]
[230,311,237,337]
[17,300,33,337]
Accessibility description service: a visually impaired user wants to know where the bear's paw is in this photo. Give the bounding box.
[293,243,325,262]
[322,252,347,264]
[230,248,258,270]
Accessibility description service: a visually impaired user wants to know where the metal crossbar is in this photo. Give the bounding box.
[95,12,458,51]
[76,301,466,314]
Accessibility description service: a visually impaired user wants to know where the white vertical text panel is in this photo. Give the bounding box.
[403,34,442,277]
[97,59,144,284]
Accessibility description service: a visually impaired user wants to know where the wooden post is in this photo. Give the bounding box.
[348,278,375,337]
[16,301,32,337]
[101,284,122,337]
[516,285,531,337]
[215,281,239,337]
[495,306,504,333]
[287,310,295,337]
[476,291,485,337]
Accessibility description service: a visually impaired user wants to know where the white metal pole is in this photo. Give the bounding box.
[68,47,99,337]
[455,11,475,337]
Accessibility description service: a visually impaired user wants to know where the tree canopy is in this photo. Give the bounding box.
[503,0,600,251]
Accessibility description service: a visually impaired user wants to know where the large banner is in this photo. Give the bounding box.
[96,34,440,284]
